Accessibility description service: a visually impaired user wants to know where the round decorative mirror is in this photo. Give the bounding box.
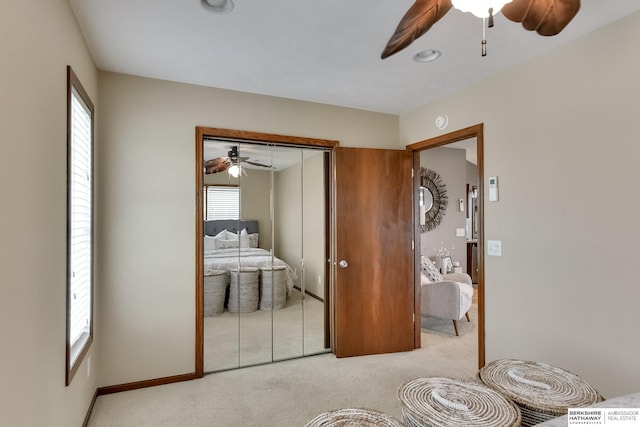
[420,186,434,213]
[420,167,448,233]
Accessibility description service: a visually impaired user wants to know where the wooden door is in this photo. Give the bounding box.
[334,147,414,357]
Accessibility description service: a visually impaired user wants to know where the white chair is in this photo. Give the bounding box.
[420,256,474,336]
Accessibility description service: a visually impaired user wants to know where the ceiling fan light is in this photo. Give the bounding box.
[452,0,512,18]
[228,164,242,177]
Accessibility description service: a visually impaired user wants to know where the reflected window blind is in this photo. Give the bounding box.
[204,186,240,220]
[69,87,92,351]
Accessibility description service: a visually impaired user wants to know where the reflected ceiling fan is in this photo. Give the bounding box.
[204,146,273,176]
[381,0,580,58]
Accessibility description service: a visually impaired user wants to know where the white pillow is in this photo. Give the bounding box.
[226,230,239,241]
[213,229,228,239]
[204,235,217,251]
[421,256,443,282]
[248,233,259,248]
[239,228,250,248]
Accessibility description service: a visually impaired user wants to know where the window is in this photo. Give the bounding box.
[204,185,240,220]
[66,66,94,385]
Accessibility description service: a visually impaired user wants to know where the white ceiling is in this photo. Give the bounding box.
[68,0,640,114]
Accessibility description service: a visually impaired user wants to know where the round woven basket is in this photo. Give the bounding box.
[397,377,521,427]
[305,408,404,427]
[478,359,602,426]
[259,266,287,310]
[203,269,229,316]
[228,268,259,313]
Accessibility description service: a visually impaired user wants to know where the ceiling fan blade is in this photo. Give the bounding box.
[243,160,273,168]
[502,0,580,36]
[381,0,452,59]
[204,157,231,174]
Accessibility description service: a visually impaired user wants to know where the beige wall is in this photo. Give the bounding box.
[0,1,98,425]
[274,151,326,298]
[275,163,303,289]
[97,71,398,386]
[302,152,327,298]
[400,12,640,397]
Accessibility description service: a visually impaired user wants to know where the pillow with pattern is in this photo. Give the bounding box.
[421,272,432,285]
[421,256,443,282]
[217,239,240,250]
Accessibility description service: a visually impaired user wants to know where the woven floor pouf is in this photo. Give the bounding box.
[259,266,287,310]
[478,359,602,426]
[398,377,521,427]
[203,269,229,316]
[228,268,259,313]
[305,408,404,427]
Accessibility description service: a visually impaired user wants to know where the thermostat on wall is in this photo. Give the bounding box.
[489,176,499,202]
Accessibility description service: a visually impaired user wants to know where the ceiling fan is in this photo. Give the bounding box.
[381,0,581,59]
[204,146,273,176]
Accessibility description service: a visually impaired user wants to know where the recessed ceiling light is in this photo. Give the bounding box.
[413,49,441,63]
[201,0,234,14]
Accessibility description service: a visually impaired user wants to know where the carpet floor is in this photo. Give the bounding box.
[204,289,328,372]
[88,304,478,427]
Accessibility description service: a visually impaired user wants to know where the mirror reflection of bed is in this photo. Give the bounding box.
[202,141,329,372]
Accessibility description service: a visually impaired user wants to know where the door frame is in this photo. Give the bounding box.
[406,123,486,368]
[195,126,339,377]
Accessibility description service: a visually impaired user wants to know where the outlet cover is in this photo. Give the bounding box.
[488,240,502,256]
[456,228,465,237]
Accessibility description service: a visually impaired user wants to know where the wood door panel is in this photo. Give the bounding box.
[335,147,414,357]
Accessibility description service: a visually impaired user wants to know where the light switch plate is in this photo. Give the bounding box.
[488,240,502,256]
[456,228,465,237]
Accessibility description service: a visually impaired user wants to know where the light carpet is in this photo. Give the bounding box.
[88,303,478,427]
[204,289,327,372]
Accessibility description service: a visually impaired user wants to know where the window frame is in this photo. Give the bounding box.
[66,66,95,386]
[203,184,240,221]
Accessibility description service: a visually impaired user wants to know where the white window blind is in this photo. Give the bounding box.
[204,186,240,220]
[68,86,92,363]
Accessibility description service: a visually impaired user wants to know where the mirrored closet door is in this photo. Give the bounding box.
[202,139,329,372]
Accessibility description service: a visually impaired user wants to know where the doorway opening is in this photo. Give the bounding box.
[407,124,485,369]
